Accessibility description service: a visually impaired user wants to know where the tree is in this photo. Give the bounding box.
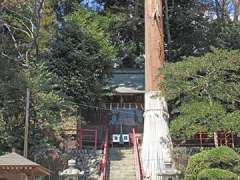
[91,0,145,68]
[49,8,115,105]
[170,101,226,139]
[232,0,240,22]
[160,49,240,139]
[163,0,240,61]
[197,168,239,180]
[0,55,26,152]
[0,0,73,153]
[185,146,240,180]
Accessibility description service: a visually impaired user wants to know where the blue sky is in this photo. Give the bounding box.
[81,0,104,11]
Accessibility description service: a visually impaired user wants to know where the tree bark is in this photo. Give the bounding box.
[145,0,165,91]
[142,0,177,179]
[233,0,240,22]
[215,0,220,20]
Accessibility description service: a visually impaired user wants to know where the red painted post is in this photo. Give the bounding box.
[132,128,143,180]
[99,128,109,180]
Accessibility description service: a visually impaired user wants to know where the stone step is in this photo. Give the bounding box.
[110,176,136,179]
[110,147,136,180]
[111,166,135,169]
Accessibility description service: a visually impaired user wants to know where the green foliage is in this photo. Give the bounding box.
[169,0,211,59]
[185,147,240,180]
[160,49,240,138]
[96,0,145,68]
[209,22,240,50]
[161,49,240,102]
[27,62,74,148]
[49,21,113,104]
[67,7,117,59]
[0,0,73,152]
[197,168,239,180]
[206,146,240,172]
[222,111,240,135]
[0,55,26,151]
[170,101,225,139]
[184,150,208,180]
[167,1,240,60]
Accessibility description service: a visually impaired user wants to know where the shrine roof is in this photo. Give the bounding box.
[0,152,50,176]
[105,69,145,94]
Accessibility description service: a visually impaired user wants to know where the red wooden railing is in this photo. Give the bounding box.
[98,128,109,180]
[132,128,143,180]
[64,128,98,150]
[78,128,98,150]
[173,131,235,148]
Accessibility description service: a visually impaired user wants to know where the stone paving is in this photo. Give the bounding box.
[109,147,136,180]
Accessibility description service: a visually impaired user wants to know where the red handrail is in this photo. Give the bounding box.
[132,128,143,180]
[99,128,109,180]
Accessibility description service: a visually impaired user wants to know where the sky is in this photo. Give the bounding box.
[81,0,104,11]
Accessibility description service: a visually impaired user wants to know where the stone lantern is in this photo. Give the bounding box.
[59,159,84,180]
[157,162,182,180]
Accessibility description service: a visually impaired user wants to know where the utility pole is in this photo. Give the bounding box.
[24,88,30,158]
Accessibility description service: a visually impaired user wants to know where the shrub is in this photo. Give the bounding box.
[206,146,240,172]
[184,147,240,180]
[184,150,208,180]
[197,168,239,180]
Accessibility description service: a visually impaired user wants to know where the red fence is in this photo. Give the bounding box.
[64,128,98,150]
[132,128,143,180]
[78,128,98,150]
[173,132,235,148]
[98,129,109,180]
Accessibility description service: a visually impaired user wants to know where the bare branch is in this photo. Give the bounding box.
[9,25,32,38]
[3,23,23,58]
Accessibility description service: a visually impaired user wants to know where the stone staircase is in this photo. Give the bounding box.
[109,147,136,180]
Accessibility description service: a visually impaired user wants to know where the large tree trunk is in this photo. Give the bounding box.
[142,0,176,179]
[233,0,240,22]
[144,0,164,91]
[215,0,220,20]
[142,93,173,179]
[219,0,229,21]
